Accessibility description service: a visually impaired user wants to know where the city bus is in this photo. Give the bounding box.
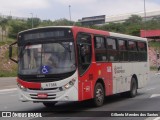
[9,26,149,107]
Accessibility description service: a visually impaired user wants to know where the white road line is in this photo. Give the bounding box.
[0,88,17,93]
[155,73,160,75]
[150,94,160,98]
[153,117,160,120]
[146,88,156,91]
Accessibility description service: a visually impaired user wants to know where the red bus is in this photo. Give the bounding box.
[9,26,149,107]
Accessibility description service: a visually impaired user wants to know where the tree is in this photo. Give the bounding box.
[8,20,28,38]
[125,15,142,25]
[0,18,8,41]
[52,18,74,26]
[27,18,41,28]
[40,20,53,27]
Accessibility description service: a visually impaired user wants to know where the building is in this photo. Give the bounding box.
[78,15,105,26]
[141,30,160,41]
[79,9,160,25]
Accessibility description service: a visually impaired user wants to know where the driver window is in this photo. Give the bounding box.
[77,33,92,76]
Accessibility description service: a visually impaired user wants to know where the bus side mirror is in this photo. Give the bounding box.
[9,41,18,63]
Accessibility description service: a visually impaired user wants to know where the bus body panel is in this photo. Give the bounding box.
[17,71,79,102]
[112,62,149,94]
[77,62,113,101]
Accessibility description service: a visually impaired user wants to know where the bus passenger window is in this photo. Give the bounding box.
[106,38,118,61]
[128,41,138,61]
[118,40,128,61]
[138,42,147,61]
[94,36,107,61]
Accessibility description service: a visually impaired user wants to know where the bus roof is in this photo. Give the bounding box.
[19,26,147,42]
[18,26,73,34]
[109,32,147,42]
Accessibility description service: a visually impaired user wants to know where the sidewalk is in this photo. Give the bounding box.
[0,77,17,90]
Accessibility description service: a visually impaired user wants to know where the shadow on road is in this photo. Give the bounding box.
[22,93,145,117]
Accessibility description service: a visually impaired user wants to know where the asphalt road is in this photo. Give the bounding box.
[0,77,16,89]
[0,72,160,120]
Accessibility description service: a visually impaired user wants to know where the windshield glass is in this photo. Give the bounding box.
[18,42,76,75]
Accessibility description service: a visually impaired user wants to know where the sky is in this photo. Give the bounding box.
[0,0,160,21]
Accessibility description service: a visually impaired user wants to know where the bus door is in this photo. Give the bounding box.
[77,33,93,100]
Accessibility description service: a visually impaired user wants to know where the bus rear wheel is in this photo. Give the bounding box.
[43,102,57,108]
[128,77,137,98]
[93,83,104,107]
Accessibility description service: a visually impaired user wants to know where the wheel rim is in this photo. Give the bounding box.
[96,87,104,104]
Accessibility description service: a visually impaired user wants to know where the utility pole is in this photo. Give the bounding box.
[143,0,146,38]
[69,5,71,21]
[30,13,33,28]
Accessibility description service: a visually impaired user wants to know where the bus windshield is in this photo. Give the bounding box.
[18,42,76,75]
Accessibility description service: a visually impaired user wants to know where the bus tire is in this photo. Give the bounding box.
[93,82,105,107]
[43,102,57,108]
[128,77,137,98]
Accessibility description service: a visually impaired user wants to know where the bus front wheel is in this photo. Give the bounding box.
[93,83,105,107]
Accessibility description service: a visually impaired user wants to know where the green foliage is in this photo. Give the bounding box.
[149,41,160,49]
[125,15,142,25]
[39,20,54,27]
[0,71,17,77]
[52,18,74,26]
[8,20,29,38]
[150,66,158,71]
[27,18,41,28]
[0,18,9,41]
[0,38,15,46]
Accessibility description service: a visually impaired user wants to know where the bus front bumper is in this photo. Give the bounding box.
[18,85,78,102]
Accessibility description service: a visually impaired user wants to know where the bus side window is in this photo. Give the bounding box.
[137,42,147,61]
[106,38,118,61]
[77,33,92,76]
[118,39,128,61]
[94,36,107,61]
[128,41,138,61]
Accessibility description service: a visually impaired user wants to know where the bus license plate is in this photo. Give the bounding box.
[41,82,57,89]
[37,93,48,98]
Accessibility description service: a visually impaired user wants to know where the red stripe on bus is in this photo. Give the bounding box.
[17,78,41,89]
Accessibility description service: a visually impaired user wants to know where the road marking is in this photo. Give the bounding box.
[146,88,156,91]
[155,73,160,75]
[0,88,17,93]
[150,94,160,98]
[153,117,160,120]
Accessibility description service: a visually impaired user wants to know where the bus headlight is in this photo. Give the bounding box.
[59,79,76,91]
[17,83,27,91]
